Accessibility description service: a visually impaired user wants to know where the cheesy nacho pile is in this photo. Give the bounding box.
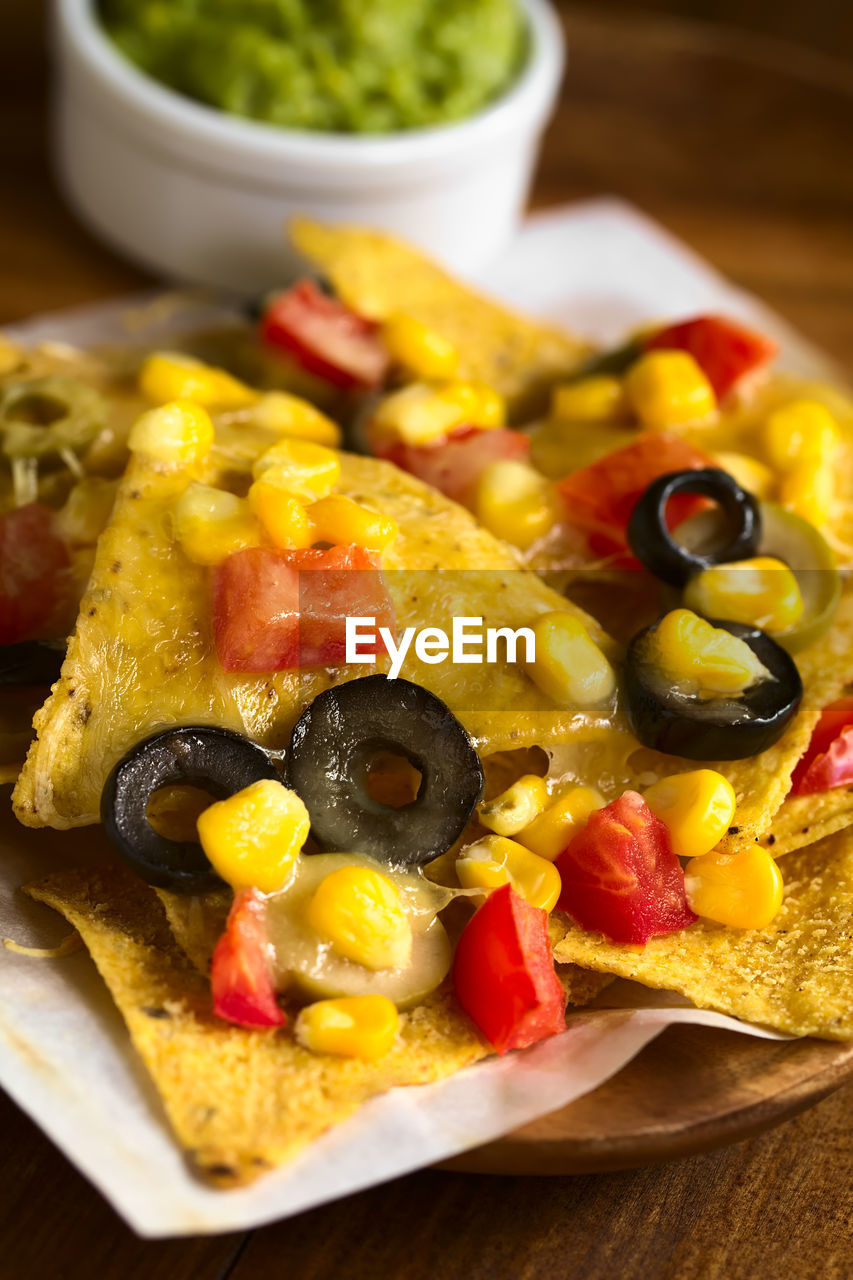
[3,221,853,1184]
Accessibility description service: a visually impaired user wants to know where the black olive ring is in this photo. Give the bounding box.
[624,618,803,761]
[101,679,485,889]
[101,726,281,894]
[627,468,762,587]
[287,675,485,868]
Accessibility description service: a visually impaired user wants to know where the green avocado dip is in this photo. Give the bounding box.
[98,0,528,134]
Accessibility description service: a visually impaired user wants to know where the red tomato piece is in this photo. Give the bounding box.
[212,543,395,672]
[211,888,285,1029]
[376,426,530,505]
[555,791,696,945]
[452,883,566,1055]
[261,280,390,390]
[0,502,71,644]
[558,433,714,565]
[790,698,853,796]
[645,315,778,401]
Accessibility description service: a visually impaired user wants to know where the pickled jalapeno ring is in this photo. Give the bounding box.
[0,376,107,462]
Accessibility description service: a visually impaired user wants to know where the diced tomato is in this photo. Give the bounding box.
[376,426,530,505]
[260,280,390,390]
[790,698,853,796]
[212,543,395,672]
[0,502,72,645]
[211,888,285,1029]
[645,316,778,401]
[558,433,715,565]
[452,883,566,1055]
[555,791,696,945]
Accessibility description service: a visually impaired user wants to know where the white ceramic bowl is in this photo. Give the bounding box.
[53,0,565,292]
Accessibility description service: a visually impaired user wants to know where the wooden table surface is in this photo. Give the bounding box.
[2,3,853,1276]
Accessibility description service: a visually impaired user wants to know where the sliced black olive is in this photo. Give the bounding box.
[628,468,762,586]
[566,338,645,382]
[286,675,485,868]
[624,618,802,761]
[101,726,280,893]
[0,641,64,687]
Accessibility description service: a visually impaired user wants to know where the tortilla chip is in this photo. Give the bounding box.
[12,442,619,831]
[552,828,853,1039]
[290,220,585,420]
[25,866,607,1185]
[761,787,853,857]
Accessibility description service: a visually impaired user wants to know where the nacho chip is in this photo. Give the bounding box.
[290,220,586,419]
[760,787,853,857]
[12,442,617,830]
[25,865,607,1185]
[15,423,853,856]
[552,828,853,1038]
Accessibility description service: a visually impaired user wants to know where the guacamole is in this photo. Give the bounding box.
[99,0,528,133]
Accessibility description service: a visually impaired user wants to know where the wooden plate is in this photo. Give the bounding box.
[443,1022,853,1175]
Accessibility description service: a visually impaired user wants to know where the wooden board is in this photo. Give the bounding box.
[444,1022,853,1174]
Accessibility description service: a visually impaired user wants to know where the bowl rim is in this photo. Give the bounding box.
[57,0,565,172]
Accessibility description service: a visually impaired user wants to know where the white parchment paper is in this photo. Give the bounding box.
[1,200,830,1237]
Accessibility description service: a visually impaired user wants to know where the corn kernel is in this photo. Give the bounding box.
[251,392,342,447]
[517,786,605,861]
[763,399,840,472]
[173,483,260,564]
[307,866,412,971]
[643,770,736,859]
[551,376,626,423]
[712,452,776,499]
[370,380,504,447]
[473,461,561,551]
[196,779,309,894]
[381,313,459,381]
[252,437,341,500]
[295,995,399,1061]
[248,482,311,550]
[307,494,398,552]
[128,400,215,466]
[139,351,259,409]
[461,382,505,428]
[683,556,803,634]
[625,350,717,430]
[652,609,770,696]
[779,459,834,527]
[684,846,783,929]
[526,612,616,707]
[478,774,549,837]
[456,835,562,913]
